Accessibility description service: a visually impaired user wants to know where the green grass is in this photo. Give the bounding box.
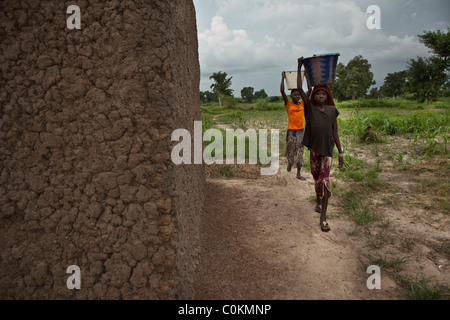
[339,109,449,140]
[255,99,285,111]
[400,276,449,300]
[203,128,274,165]
[201,112,216,133]
[338,108,449,160]
[203,100,450,161]
[334,154,383,227]
[360,254,409,274]
[336,97,450,110]
[360,254,449,300]
[202,103,287,164]
[201,105,247,115]
[215,111,249,129]
[339,190,378,226]
[335,154,381,189]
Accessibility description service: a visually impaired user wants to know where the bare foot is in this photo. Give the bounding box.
[321,221,331,232]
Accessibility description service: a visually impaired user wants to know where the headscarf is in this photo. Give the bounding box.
[311,85,336,107]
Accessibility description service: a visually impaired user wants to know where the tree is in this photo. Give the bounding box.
[329,63,346,101]
[200,91,215,104]
[405,29,450,104]
[380,71,407,98]
[344,55,376,100]
[329,56,375,100]
[419,29,450,63]
[405,56,448,104]
[368,87,382,100]
[209,72,234,105]
[241,87,255,103]
[254,89,268,100]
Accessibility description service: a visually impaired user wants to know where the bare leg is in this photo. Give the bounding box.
[320,192,329,225]
[296,166,306,180]
[315,196,322,213]
[320,190,331,232]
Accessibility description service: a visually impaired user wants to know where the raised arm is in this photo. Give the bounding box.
[297,57,310,104]
[280,72,289,105]
[305,67,312,98]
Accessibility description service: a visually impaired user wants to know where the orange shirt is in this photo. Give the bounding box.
[285,100,305,130]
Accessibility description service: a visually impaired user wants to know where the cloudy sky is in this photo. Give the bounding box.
[193,0,450,97]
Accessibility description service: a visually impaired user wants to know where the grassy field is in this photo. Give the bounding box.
[202,98,449,167]
[201,97,450,300]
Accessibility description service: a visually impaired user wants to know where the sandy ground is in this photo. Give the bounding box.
[194,113,450,300]
[194,167,403,300]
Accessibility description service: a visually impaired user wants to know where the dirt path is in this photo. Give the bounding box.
[194,167,401,300]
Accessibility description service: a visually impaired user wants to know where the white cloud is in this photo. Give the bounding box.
[199,16,253,48]
[196,0,445,95]
[198,15,286,75]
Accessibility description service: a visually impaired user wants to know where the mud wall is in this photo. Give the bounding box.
[0,0,203,299]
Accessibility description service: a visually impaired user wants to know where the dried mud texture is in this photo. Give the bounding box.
[0,0,203,299]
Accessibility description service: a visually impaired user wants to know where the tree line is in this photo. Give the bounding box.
[201,29,449,105]
[200,71,270,105]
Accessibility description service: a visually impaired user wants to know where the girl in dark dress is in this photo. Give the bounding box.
[297,57,345,232]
